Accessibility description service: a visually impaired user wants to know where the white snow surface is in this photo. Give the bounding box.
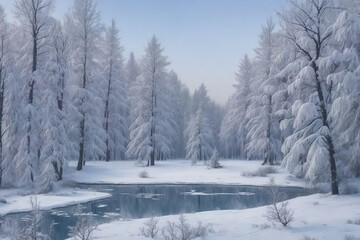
[0,187,110,216]
[2,159,359,240]
[67,159,306,187]
[91,193,360,240]
[64,159,360,240]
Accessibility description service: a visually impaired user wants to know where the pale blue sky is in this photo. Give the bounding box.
[1,0,286,104]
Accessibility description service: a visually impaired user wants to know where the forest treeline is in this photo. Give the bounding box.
[0,0,359,195]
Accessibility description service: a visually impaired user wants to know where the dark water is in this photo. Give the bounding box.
[1,184,311,240]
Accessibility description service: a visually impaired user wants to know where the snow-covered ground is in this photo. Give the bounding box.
[2,159,359,240]
[67,159,306,188]
[0,187,110,216]
[91,193,360,240]
[64,159,360,240]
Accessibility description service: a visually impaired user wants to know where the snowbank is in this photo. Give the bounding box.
[91,193,360,240]
[67,159,306,188]
[0,188,110,216]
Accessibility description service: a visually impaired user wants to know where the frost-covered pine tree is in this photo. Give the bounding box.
[220,55,252,159]
[0,6,10,187]
[246,19,282,165]
[13,0,53,188]
[208,148,221,168]
[102,20,128,161]
[38,19,71,192]
[326,1,360,176]
[126,52,140,126]
[167,72,190,158]
[279,0,339,194]
[126,36,170,166]
[185,105,214,164]
[68,0,106,170]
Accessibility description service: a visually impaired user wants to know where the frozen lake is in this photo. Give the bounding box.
[2,184,311,240]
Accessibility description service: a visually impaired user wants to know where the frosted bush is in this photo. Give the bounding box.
[344,235,360,240]
[139,170,149,178]
[140,217,159,238]
[161,214,209,240]
[68,205,98,240]
[207,149,221,169]
[242,166,277,177]
[264,178,294,227]
[301,236,317,240]
[346,218,360,225]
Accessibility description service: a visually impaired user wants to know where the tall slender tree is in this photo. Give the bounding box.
[69,0,105,170]
[126,36,170,166]
[38,19,70,192]
[14,0,53,187]
[185,106,214,163]
[279,0,339,194]
[102,20,128,161]
[0,6,8,186]
[220,55,253,159]
[246,19,282,165]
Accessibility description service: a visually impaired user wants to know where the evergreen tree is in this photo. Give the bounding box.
[126,36,170,166]
[279,0,339,194]
[38,19,70,192]
[327,2,360,176]
[69,0,106,170]
[0,6,10,187]
[185,107,214,163]
[220,55,252,159]
[102,20,128,161]
[246,19,282,165]
[14,0,54,187]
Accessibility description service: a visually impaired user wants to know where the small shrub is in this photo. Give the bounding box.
[340,181,359,195]
[68,205,98,240]
[139,170,149,178]
[162,221,177,240]
[346,218,360,225]
[140,217,159,238]
[344,235,360,240]
[264,177,294,227]
[301,235,317,240]
[252,223,271,230]
[161,214,209,240]
[207,149,222,169]
[242,166,277,177]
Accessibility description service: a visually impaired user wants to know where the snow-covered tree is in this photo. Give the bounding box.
[126,36,171,166]
[220,55,252,159]
[208,148,221,168]
[246,19,282,165]
[279,0,339,194]
[38,19,71,192]
[13,0,54,188]
[102,20,128,161]
[167,72,191,158]
[0,6,9,187]
[68,0,106,170]
[126,52,140,126]
[326,2,360,176]
[185,106,214,164]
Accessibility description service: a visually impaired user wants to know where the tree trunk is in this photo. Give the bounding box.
[312,62,339,195]
[263,94,273,165]
[150,65,156,166]
[77,117,85,171]
[104,62,112,162]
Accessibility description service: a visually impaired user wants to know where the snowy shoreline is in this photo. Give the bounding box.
[0,188,111,217]
[66,160,308,188]
[91,193,360,240]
